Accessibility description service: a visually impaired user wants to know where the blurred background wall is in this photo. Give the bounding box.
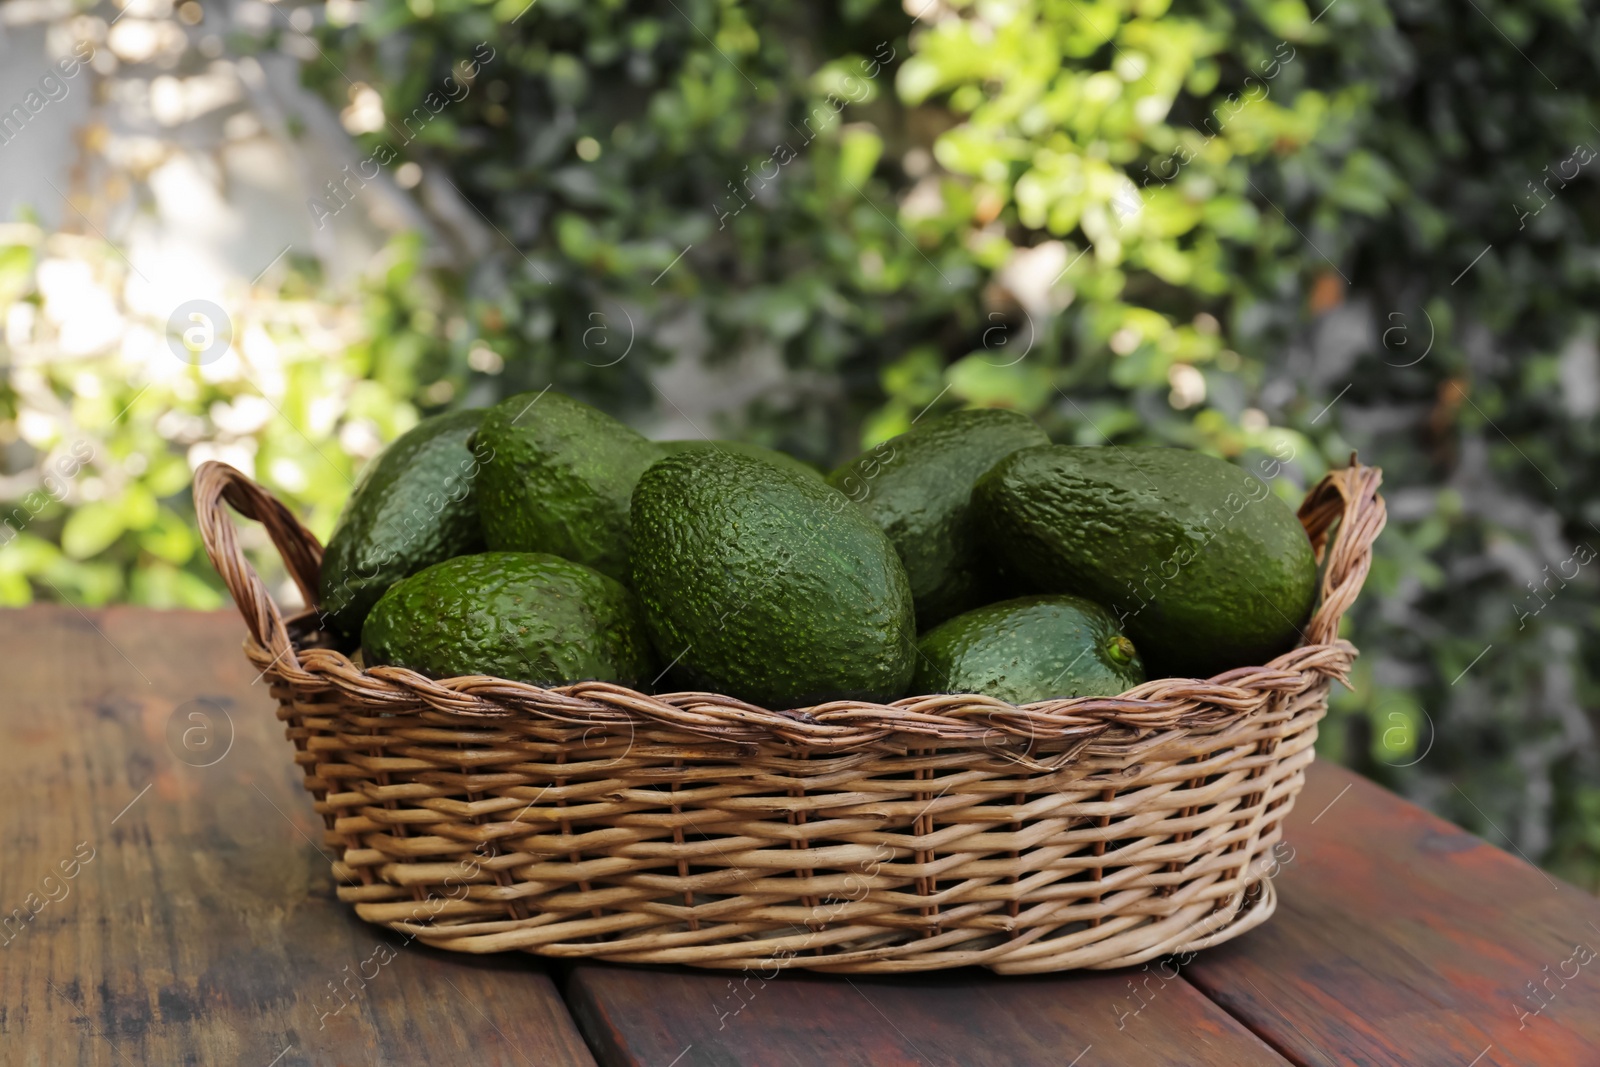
[1,0,1597,887]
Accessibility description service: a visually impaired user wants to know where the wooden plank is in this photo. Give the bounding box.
[1184,760,1600,1067]
[0,605,596,1067]
[567,961,1292,1066]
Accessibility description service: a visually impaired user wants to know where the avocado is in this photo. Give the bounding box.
[973,445,1317,678]
[318,409,487,642]
[659,439,823,480]
[911,595,1144,704]
[630,449,917,707]
[473,391,663,583]
[828,409,1048,628]
[361,551,658,687]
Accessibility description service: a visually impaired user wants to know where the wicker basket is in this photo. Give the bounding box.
[195,458,1384,974]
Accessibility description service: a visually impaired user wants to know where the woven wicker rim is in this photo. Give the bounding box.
[193,457,1385,758]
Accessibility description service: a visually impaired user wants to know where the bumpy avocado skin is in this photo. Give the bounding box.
[630,450,917,708]
[973,446,1318,679]
[474,391,663,583]
[318,409,487,643]
[827,409,1049,629]
[361,551,658,687]
[911,595,1145,703]
[658,439,823,480]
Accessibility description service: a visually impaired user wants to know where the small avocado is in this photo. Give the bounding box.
[318,409,487,643]
[658,439,823,480]
[473,391,663,583]
[630,449,917,708]
[912,595,1144,704]
[828,409,1048,628]
[973,445,1318,678]
[361,551,658,687]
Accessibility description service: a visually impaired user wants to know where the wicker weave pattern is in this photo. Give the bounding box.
[195,459,1384,973]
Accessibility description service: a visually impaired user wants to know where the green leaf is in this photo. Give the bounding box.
[61,502,126,561]
[945,353,1053,413]
[140,509,196,565]
[838,126,883,189]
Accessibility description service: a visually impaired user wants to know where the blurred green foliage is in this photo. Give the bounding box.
[0,226,454,609]
[2,0,1598,884]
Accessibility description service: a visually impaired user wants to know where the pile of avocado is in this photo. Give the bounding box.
[318,391,1318,709]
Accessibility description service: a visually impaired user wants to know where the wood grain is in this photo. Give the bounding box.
[567,961,1291,1066]
[0,605,595,1067]
[1185,761,1600,1067]
[14,602,1595,1067]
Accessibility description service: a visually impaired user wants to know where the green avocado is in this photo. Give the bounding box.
[630,449,917,708]
[473,391,663,583]
[361,551,658,687]
[911,595,1144,704]
[973,445,1318,678]
[658,439,823,480]
[318,409,487,643]
[828,409,1048,628]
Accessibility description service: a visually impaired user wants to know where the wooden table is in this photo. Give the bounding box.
[7,606,1599,1066]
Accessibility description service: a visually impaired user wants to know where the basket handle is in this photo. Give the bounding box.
[1297,456,1386,648]
[193,461,326,671]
